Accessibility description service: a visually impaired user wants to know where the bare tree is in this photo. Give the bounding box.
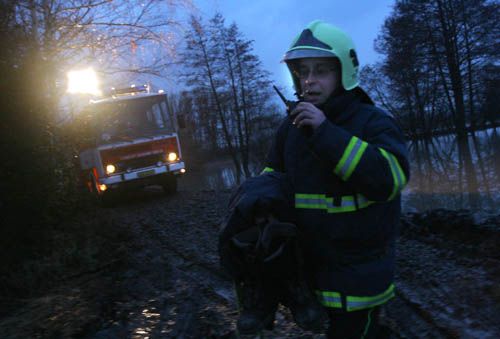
[181,13,276,181]
[182,15,243,181]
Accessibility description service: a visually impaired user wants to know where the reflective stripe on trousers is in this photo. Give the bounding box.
[316,283,395,312]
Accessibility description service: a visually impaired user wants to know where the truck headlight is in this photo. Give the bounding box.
[106,164,116,174]
[168,152,177,162]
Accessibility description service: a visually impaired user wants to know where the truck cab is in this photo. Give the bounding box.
[75,85,185,203]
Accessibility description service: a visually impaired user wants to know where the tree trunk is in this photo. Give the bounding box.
[193,19,241,174]
[217,24,249,179]
[436,0,478,208]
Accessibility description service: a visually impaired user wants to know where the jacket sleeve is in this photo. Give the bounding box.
[261,118,289,174]
[307,108,410,202]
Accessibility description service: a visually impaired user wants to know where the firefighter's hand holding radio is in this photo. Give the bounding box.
[290,101,326,130]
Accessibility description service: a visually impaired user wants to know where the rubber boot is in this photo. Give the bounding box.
[282,275,326,332]
[281,240,326,332]
[235,278,278,335]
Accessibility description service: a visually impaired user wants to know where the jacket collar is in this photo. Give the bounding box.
[318,90,360,124]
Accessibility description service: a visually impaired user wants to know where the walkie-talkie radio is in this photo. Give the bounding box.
[273,85,313,136]
[272,85,303,117]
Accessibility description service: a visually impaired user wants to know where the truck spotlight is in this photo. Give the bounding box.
[168,152,177,162]
[106,164,116,174]
[67,68,101,95]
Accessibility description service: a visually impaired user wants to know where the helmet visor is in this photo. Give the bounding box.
[282,48,336,63]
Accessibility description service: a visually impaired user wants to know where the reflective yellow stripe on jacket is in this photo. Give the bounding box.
[334,136,368,181]
[260,167,274,174]
[379,148,407,200]
[295,193,374,213]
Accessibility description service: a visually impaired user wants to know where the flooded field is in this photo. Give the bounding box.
[180,155,499,214]
[180,159,238,191]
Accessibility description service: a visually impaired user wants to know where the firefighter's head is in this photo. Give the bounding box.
[289,57,341,106]
[283,20,360,105]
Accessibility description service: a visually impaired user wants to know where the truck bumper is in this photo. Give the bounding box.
[99,161,185,186]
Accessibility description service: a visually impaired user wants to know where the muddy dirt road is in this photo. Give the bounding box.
[1,171,499,338]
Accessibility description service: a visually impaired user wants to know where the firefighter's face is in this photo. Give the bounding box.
[295,58,340,105]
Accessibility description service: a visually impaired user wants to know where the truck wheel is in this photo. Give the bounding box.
[161,175,178,194]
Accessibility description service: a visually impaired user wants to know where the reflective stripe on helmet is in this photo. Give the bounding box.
[284,48,337,61]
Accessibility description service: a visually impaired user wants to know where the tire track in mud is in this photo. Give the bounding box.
[127,190,239,337]
[140,217,235,304]
[386,289,461,338]
[141,230,237,338]
[390,235,500,339]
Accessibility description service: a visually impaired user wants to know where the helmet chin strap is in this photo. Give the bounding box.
[330,85,345,98]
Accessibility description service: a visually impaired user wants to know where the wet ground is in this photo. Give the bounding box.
[0,166,499,338]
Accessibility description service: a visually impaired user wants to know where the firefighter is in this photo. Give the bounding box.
[262,20,410,338]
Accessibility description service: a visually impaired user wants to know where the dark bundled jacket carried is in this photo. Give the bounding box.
[218,171,296,279]
[262,90,410,312]
[218,171,326,333]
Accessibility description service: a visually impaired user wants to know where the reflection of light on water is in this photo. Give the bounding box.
[130,307,162,338]
[206,166,237,189]
[214,286,233,301]
[403,128,499,211]
[221,168,236,186]
[141,308,160,319]
[187,159,263,191]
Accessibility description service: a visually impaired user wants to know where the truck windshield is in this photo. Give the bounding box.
[93,95,175,141]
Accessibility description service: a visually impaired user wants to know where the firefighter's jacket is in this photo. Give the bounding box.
[263,90,410,312]
[218,171,296,279]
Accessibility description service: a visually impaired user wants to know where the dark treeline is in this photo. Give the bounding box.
[361,0,499,210]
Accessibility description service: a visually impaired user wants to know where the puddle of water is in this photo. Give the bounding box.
[213,286,234,302]
[206,166,237,190]
[180,159,241,191]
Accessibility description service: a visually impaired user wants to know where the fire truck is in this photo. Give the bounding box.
[75,85,186,203]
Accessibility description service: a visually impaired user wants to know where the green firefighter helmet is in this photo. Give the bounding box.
[283,20,360,91]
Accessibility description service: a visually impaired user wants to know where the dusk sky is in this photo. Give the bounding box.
[192,0,396,98]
